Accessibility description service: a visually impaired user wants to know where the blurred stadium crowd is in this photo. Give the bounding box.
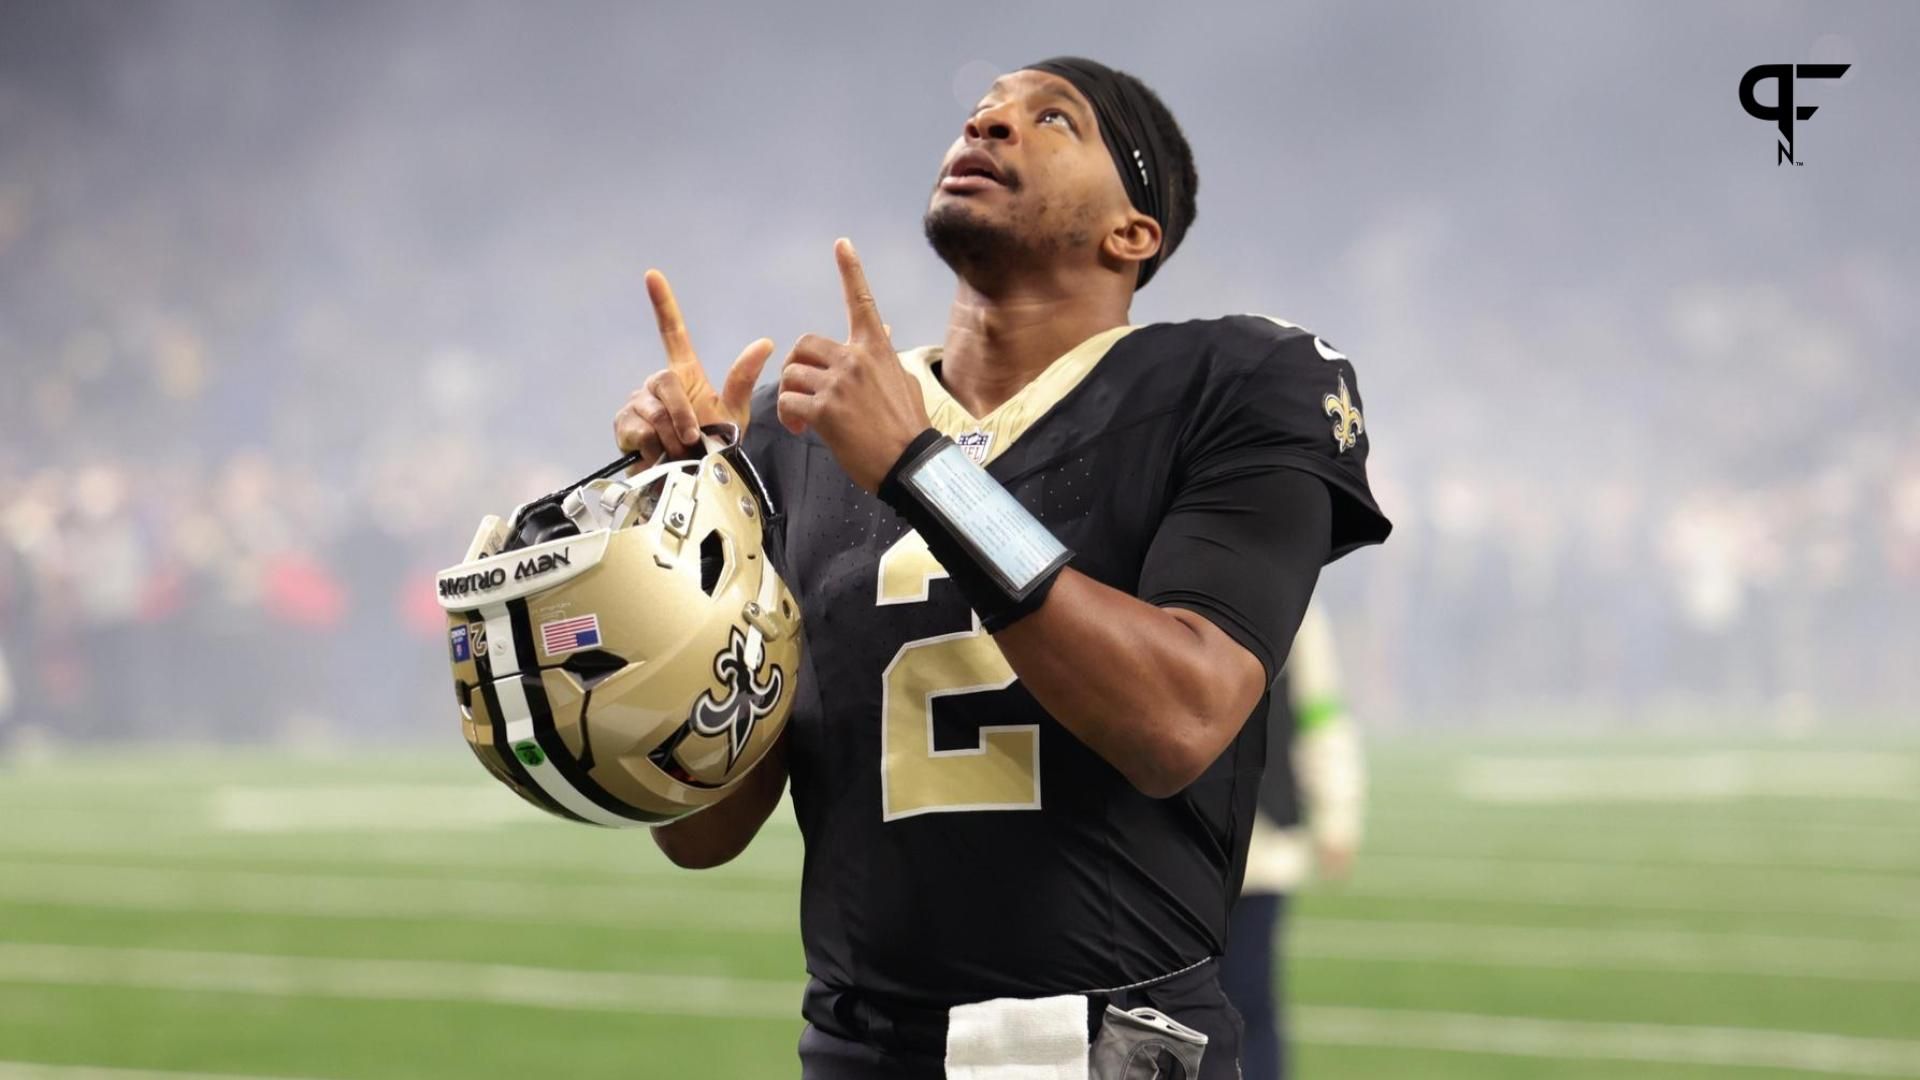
[2,3,1915,746]
[2,262,1916,744]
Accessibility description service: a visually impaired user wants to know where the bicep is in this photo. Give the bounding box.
[1161,605,1268,726]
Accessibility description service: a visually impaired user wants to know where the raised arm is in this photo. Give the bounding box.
[611,267,788,866]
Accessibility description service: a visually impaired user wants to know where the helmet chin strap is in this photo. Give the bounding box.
[699,422,742,455]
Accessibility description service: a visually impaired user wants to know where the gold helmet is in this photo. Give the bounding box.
[435,427,801,826]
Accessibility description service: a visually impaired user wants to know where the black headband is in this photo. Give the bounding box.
[1023,56,1179,289]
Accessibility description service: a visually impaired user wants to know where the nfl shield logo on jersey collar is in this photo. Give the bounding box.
[956,430,994,464]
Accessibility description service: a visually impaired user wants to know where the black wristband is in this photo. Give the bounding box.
[877,428,1072,630]
[878,428,951,497]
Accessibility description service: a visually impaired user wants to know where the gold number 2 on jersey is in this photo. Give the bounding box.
[876,530,1040,820]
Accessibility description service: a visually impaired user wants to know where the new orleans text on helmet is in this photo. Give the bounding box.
[437,551,572,598]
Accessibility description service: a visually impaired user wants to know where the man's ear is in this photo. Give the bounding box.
[1103,211,1162,275]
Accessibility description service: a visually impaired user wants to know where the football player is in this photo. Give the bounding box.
[614,56,1390,1080]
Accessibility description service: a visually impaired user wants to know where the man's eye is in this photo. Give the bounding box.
[1040,109,1073,129]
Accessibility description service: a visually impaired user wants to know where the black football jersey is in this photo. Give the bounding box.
[741,314,1388,1008]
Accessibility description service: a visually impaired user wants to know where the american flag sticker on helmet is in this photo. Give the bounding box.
[540,613,602,656]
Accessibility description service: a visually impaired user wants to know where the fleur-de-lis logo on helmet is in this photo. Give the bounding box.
[689,626,785,770]
[1323,374,1364,454]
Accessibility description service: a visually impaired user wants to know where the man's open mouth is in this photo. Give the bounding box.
[942,149,1009,193]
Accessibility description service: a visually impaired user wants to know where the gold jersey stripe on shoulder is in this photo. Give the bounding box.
[895,324,1138,467]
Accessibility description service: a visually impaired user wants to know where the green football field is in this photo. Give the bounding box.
[1,737,1916,1079]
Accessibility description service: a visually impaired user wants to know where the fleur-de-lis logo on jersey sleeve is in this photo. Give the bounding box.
[1323,374,1364,454]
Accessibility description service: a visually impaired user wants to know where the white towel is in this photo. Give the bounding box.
[945,993,1090,1080]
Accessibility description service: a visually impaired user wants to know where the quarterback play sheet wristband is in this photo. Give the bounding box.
[879,429,1072,628]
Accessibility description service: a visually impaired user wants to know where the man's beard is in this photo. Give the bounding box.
[924,192,1097,287]
[923,201,1036,283]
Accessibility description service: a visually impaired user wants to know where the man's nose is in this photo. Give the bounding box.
[964,103,1018,143]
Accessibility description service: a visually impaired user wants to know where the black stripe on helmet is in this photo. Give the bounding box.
[507,598,678,825]
[467,608,589,825]
[475,666,591,826]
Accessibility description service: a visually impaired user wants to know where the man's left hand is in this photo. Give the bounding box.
[778,238,931,494]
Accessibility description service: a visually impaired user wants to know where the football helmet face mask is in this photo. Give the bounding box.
[436,427,801,826]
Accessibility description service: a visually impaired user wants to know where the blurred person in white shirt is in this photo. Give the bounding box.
[0,639,13,753]
[0,551,13,757]
[1218,603,1365,1080]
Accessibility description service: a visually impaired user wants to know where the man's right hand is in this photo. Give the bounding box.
[613,268,775,468]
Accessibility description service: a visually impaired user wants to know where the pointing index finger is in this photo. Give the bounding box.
[835,238,886,341]
[645,268,704,378]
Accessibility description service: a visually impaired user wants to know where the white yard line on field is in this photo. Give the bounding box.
[1359,839,1920,876]
[1342,855,1920,920]
[1362,813,1920,873]
[0,837,804,887]
[0,943,802,1019]
[1293,918,1920,983]
[0,784,804,839]
[0,1065,321,1080]
[1454,752,1920,804]
[6,851,1917,931]
[1367,807,1920,842]
[1338,881,1920,922]
[207,785,536,832]
[2,944,1915,1078]
[6,818,1914,883]
[0,862,797,933]
[203,785,809,839]
[1297,1006,1920,1077]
